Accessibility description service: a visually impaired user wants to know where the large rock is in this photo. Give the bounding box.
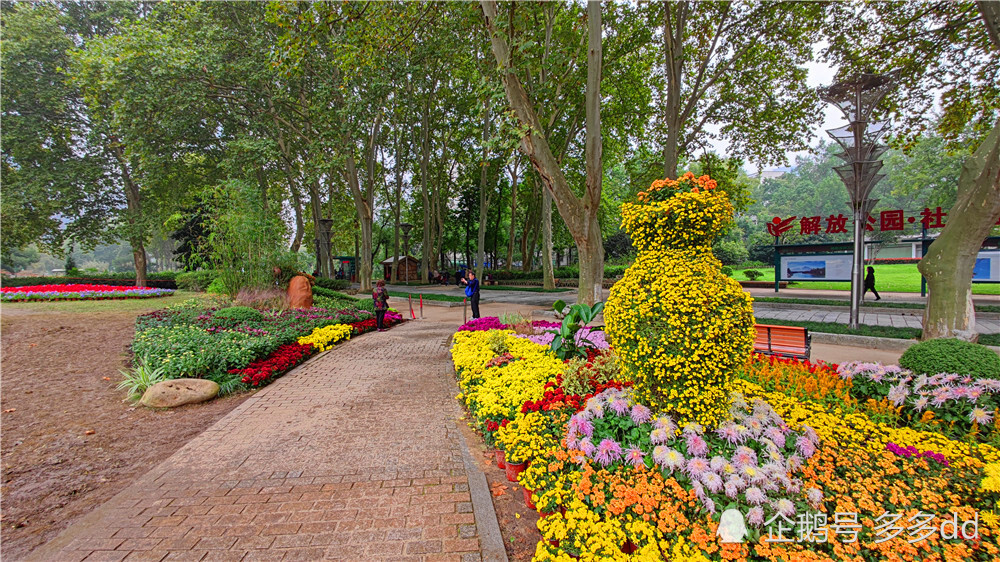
[287,275,314,309]
[140,379,220,408]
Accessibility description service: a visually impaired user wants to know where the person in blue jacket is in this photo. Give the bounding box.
[462,270,481,319]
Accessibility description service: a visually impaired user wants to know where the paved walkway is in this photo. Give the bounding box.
[28,321,498,562]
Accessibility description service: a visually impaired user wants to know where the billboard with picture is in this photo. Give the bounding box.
[779,254,853,282]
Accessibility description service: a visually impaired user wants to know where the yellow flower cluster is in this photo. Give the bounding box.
[296,323,352,352]
[605,175,755,429]
[497,411,558,464]
[980,463,1000,530]
[450,330,564,421]
[733,379,1000,466]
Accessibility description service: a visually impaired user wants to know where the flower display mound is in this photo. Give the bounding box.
[605,173,755,429]
[1,283,175,301]
[451,329,1000,561]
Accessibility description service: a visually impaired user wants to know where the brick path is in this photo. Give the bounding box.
[27,321,490,562]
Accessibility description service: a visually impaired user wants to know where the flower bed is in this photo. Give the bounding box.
[128,300,403,397]
[452,175,998,561]
[1,283,175,301]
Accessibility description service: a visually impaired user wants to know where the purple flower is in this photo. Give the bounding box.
[724,481,740,499]
[701,472,724,493]
[786,454,802,472]
[702,496,716,514]
[685,433,709,457]
[747,506,765,527]
[802,426,819,444]
[682,422,704,435]
[795,435,816,458]
[579,437,596,456]
[624,447,645,468]
[710,456,727,472]
[806,487,824,508]
[650,427,672,445]
[716,422,743,445]
[594,438,623,466]
[764,426,786,448]
[913,396,930,411]
[970,408,993,425]
[609,397,629,416]
[733,446,757,467]
[887,383,910,406]
[685,457,711,479]
[744,486,767,505]
[654,415,677,435]
[772,498,796,518]
[654,447,685,472]
[691,480,706,501]
[630,404,652,425]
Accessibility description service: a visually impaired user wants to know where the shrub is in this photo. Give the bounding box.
[712,239,749,265]
[233,287,287,311]
[212,306,264,325]
[1,274,177,289]
[314,277,350,290]
[206,277,226,294]
[176,270,218,292]
[720,265,733,277]
[899,338,1000,378]
[743,269,763,281]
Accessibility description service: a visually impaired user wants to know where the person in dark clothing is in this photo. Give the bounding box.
[863,266,881,301]
[373,279,390,331]
[462,271,481,319]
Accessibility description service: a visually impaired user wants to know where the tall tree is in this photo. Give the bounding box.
[825,0,1000,341]
[655,1,823,178]
[480,0,606,304]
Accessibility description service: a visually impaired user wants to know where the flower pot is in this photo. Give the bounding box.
[523,487,536,510]
[495,449,506,469]
[505,460,526,482]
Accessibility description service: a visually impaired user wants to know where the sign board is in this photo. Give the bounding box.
[779,254,853,282]
[973,250,1000,283]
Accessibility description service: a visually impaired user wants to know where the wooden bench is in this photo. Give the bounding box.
[754,324,811,360]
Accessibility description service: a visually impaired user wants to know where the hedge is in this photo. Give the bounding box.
[1,274,178,289]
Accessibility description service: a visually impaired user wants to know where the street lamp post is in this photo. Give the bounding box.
[400,222,413,285]
[819,71,897,329]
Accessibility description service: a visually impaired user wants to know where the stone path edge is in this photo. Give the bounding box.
[24,343,338,562]
[809,331,1000,354]
[456,422,509,562]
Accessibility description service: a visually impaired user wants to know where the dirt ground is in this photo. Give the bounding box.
[0,304,249,561]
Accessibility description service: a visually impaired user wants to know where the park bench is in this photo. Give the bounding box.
[753,324,811,361]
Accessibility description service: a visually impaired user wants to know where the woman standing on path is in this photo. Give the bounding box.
[462,271,481,319]
[373,279,390,331]
[863,266,881,301]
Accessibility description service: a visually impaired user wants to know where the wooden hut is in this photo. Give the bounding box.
[381,255,420,283]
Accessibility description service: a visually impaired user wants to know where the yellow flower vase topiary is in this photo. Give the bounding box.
[604,173,755,430]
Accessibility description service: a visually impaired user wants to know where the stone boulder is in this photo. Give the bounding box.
[287,275,314,309]
[140,379,220,409]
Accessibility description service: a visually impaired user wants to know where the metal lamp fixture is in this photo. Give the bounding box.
[819,71,898,329]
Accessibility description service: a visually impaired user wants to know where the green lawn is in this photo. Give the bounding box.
[388,290,464,302]
[733,263,1000,294]
[480,285,569,293]
[751,296,1000,314]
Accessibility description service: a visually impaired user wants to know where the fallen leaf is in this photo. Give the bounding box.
[515,512,521,519]
[3,409,15,413]
[28,343,37,348]
[84,430,95,435]
[490,483,507,497]
[102,377,111,381]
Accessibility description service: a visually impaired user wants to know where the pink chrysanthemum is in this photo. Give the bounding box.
[650,427,672,445]
[744,486,767,505]
[685,433,709,457]
[806,487,823,508]
[716,422,743,445]
[654,415,677,435]
[710,456,727,472]
[733,446,757,467]
[594,438,623,466]
[701,471,724,494]
[579,437,596,456]
[764,426,786,447]
[747,506,765,527]
[654,447,685,472]
[609,397,629,416]
[685,457,711,479]
[796,435,816,458]
[630,404,652,425]
[702,496,716,514]
[624,447,645,468]
[772,498,795,518]
[682,422,704,435]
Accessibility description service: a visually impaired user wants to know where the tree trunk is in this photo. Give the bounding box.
[661,3,685,178]
[542,187,555,289]
[506,157,519,270]
[110,138,148,288]
[308,178,330,278]
[481,0,605,304]
[289,186,304,253]
[918,119,1000,341]
[420,83,437,283]
[476,100,492,280]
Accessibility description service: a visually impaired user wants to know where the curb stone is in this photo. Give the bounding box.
[456,422,509,562]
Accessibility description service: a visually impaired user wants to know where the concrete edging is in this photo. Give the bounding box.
[811,331,1000,354]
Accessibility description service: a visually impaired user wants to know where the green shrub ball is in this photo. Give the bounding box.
[899,338,1000,378]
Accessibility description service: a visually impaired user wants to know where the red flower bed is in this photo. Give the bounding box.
[229,342,314,387]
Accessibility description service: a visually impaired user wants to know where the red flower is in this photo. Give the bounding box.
[228,343,315,387]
